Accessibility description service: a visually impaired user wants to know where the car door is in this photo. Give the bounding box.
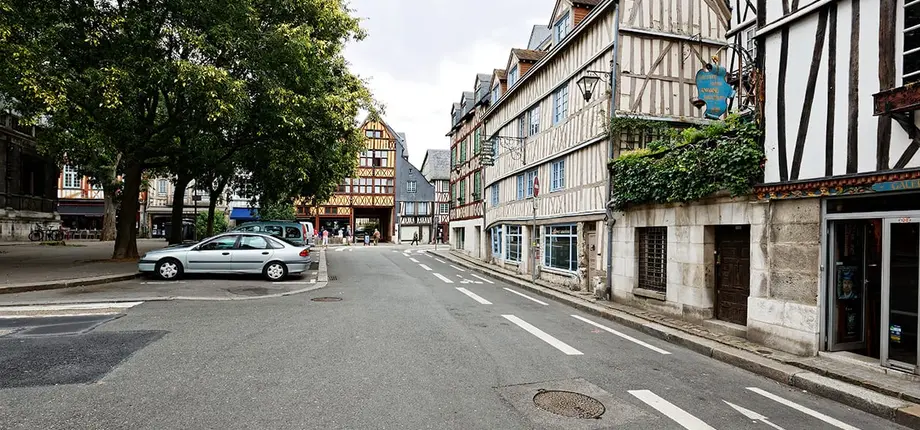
[231,235,275,273]
[187,235,239,273]
[284,226,305,246]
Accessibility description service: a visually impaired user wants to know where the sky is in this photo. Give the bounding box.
[343,0,553,167]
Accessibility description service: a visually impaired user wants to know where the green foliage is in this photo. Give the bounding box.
[608,115,763,210]
[259,201,296,221]
[195,211,228,240]
[608,115,671,137]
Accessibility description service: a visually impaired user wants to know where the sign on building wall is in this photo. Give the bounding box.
[695,58,734,119]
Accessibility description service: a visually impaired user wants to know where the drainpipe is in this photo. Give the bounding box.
[605,2,621,301]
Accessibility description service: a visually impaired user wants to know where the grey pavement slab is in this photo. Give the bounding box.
[0,240,167,286]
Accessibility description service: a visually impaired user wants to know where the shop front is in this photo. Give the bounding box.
[824,191,920,373]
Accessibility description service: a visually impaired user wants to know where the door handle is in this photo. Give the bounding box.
[262,252,269,255]
[222,252,230,255]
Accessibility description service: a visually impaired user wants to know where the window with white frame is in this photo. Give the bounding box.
[365,129,383,138]
[528,105,541,135]
[551,159,565,191]
[405,202,417,215]
[553,83,569,124]
[63,165,79,189]
[491,226,503,257]
[745,27,756,62]
[491,85,501,104]
[491,183,499,207]
[418,203,429,215]
[518,115,528,138]
[407,181,417,193]
[516,174,525,200]
[157,179,167,194]
[525,170,537,197]
[554,12,571,43]
[543,225,577,271]
[905,2,920,84]
[506,225,522,262]
[509,65,519,87]
[439,203,450,214]
[637,227,668,293]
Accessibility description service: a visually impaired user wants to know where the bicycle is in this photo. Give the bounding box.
[29,223,64,242]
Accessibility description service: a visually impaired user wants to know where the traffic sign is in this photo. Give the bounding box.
[533,176,540,197]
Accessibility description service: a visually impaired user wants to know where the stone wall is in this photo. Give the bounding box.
[0,209,59,241]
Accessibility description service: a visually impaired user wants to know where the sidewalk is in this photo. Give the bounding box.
[432,249,920,429]
[0,240,168,293]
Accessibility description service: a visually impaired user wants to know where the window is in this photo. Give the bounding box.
[473,129,481,155]
[490,184,499,207]
[637,227,668,293]
[525,170,537,197]
[360,151,388,167]
[554,12,571,43]
[543,225,577,271]
[405,202,416,215]
[491,85,501,104]
[460,140,467,162]
[907,2,920,84]
[491,226,503,257]
[200,235,238,251]
[506,225,522,262]
[473,171,482,201]
[439,203,450,214]
[551,159,565,191]
[285,227,302,239]
[745,28,756,62]
[407,181,417,193]
[157,179,167,194]
[239,236,270,250]
[518,115,528,138]
[459,179,466,204]
[553,83,569,124]
[509,65,519,87]
[516,174,525,200]
[63,165,79,189]
[528,105,541,135]
[418,203,429,215]
[451,183,457,206]
[365,129,383,138]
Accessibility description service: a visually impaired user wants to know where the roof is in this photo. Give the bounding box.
[573,0,602,5]
[528,25,552,50]
[512,48,547,62]
[420,149,450,181]
[494,69,507,80]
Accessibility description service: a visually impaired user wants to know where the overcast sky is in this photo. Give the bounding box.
[344,0,552,167]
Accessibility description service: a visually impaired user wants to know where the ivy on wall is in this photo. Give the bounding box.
[607,114,763,211]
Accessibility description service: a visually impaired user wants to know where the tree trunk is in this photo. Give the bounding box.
[206,175,229,237]
[100,191,117,241]
[169,174,191,245]
[112,161,142,259]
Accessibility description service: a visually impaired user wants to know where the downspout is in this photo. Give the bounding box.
[604,1,621,301]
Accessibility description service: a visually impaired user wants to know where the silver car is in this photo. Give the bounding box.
[138,232,312,281]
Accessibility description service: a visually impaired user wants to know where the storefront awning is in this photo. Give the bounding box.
[57,202,104,217]
[230,207,259,221]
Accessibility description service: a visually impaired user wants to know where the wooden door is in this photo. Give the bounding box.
[587,231,598,286]
[715,225,751,325]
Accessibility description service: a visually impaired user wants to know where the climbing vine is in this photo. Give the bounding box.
[608,114,763,211]
[608,115,671,137]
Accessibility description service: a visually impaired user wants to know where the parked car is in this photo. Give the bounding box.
[138,232,311,281]
[231,221,308,247]
[299,221,315,246]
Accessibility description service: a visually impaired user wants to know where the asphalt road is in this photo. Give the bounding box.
[0,246,907,430]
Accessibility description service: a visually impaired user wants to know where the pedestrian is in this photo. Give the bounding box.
[411,232,419,246]
[322,229,329,248]
[364,233,370,246]
[373,229,380,246]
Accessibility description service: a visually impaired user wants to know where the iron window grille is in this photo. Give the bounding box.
[637,227,668,293]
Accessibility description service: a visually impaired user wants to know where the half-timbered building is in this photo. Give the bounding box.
[395,136,435,243]
[421,149,451,243]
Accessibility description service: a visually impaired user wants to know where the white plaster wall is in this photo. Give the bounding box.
[449,218,482,259]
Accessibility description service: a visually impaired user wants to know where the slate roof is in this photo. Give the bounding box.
[573,0,602,6]
[420,149,450,181]
[494,69,507,80]
[528,25,552,50]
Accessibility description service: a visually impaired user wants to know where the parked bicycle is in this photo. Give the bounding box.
[28,223,64,242]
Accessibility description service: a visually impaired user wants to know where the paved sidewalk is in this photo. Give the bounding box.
[0,240,167,292]
[432,249,920,429]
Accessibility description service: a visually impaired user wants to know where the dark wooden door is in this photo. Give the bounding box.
[715,225,751,325]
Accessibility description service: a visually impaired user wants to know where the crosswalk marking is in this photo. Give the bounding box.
[450,265,466,272]
[470,273,494,284]
[456,287,492,305]
[432,273,454,284]
[571,315,671,355]
[419,264,432,271]
[503,288,549,305]
[502,315,583,355]
[746,387,861,430]
[629,390,716,430]
[0,302,144,318]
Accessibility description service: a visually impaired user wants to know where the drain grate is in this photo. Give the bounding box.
[328,275,338,281]
[533,390,605,419]
[311,297,342,302]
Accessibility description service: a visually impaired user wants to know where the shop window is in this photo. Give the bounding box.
[506,225,522,262]
[638,227,667,293]
[491,226,503,257]
[544,224,577,271]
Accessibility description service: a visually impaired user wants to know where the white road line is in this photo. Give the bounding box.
[456,287,493,305]
[571,315,671,355]
[0,302,143,312]
[410,258,419,263]
[503,287,549,305]
[746,387,861,430]
[335,248,345,252]
[435,258,447,264]
[348,248,354,252]
[502,315,582,355]
[450,265,466,272]
[273,281,315,285]
[470,273,494,284]
[432,273,454,283]
[419,264,432,271]
[629,390,716,430]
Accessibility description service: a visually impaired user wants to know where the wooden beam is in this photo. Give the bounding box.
[893,114,920,169]
[791,9,828,180]
[825,2,837,177]
[776,27,791,181]
[846,0,860,174]
[630,41,675,112]
[878,0,897,171]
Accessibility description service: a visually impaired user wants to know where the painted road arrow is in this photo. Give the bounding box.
[724,401,785,430]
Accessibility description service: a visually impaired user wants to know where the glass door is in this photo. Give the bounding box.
[882,219,920,372]
[827,221,869,351]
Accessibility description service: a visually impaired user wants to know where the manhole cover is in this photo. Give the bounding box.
[533,390,605,419]
[311,297,342,302]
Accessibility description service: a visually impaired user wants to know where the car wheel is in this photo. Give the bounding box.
[155,258,183,280]
[263,261,287,281]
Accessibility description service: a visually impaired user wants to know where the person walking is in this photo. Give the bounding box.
[322,229,329,248]
[411,232,419,246]
[364,233,370,246]
[373,229,380,246]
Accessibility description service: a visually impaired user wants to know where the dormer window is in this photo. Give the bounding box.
[491,85,501,104]
[554,11,571,43]
[509,66,520,87]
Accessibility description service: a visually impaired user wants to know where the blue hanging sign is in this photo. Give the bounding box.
[695,61,735,119]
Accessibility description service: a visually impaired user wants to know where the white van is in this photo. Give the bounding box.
[299,221,315,247]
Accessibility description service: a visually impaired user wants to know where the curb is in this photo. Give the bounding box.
[430,250,920,429]
[0,273,141,295]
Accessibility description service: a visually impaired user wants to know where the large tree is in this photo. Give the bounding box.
[0,0,371,258]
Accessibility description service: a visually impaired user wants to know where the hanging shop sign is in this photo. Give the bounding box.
[695,58,735,119]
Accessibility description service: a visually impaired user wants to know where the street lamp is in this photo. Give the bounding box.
[575,68,612,103]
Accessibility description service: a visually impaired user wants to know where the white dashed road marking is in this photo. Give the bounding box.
[629,390,716,430]
[419,264,432,271]
[450,265,466,272]
[0,302,144,318]
[470,274,494,284]
[433,273,454,283]
[501,315,582,355]
[455,287,492,305]
[435,258,447,264]
[410,258,419,263]
[746,387,861,430]
[571,315,671,355]
[503,288,549,305]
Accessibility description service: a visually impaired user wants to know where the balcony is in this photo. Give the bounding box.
[0,193,56,213]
